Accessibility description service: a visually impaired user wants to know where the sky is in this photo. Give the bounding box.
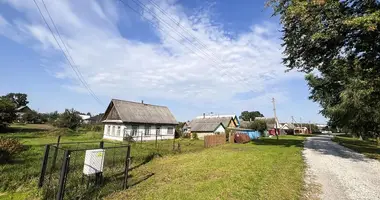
[0,0,327,124]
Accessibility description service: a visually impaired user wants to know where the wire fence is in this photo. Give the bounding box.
[37,136,204,200]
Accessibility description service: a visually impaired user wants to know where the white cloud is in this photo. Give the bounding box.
[0,0,303,112]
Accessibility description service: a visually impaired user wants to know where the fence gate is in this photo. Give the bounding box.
[38,139,131,200]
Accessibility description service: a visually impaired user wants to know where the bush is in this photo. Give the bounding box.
[54,109,82,130]
[80,124,104,132]
[0,137,24,163]
[192,133,198,140]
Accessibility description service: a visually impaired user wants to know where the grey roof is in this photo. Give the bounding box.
[255,117,279,129]
[190,117,232,128]
[239,121,251,128]
[103,99,178,125]
[16,106,29,111]
[188,117,231,132]
[189,121,224,132]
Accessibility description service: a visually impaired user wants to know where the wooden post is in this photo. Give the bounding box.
[38,145,50,188]
[123,145,131,189]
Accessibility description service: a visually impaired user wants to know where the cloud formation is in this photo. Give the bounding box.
[0,0,303,115]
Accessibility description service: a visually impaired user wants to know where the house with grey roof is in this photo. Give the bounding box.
[101,99,178,141]
[15,106,32,121]
[186,115,237,139]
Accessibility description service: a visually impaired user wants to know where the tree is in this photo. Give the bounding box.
[0,97,16,127]
[249,120,267,135]
[4,93,29,108]
[269,0,380,140]
[239,111,264,121]
[21,110,39,123]
[54,109,82,130]
[175,122,185,138]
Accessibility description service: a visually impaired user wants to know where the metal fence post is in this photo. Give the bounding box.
[51,135,61,170]
[57,150,71,200]
[38,144,50,188]
[123,145,131,190]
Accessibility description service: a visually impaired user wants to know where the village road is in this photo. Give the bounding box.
[303,135,380,200]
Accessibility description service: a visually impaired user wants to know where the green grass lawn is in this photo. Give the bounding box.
[107,135,309,200]
[332,135,380,160]
[0,125,203,200]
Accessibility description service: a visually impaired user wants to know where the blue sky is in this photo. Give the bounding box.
[0,0,326,124]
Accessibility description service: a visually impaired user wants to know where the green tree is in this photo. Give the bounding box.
[175,122,185,138]
[54,109,82,130]
[239,111,264,121]
[249,120,267,135]
[4,93,29,108]
[0,98,16,127]
[269,0,380,139]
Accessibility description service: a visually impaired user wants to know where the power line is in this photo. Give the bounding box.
[144,0,257,85]
[119,0,254,92]
[33,0,104,105]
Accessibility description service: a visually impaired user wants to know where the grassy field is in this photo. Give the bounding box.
[0,125,203,200]
[107,135,309,200]
[332,135,380,161]
[1,125,310,200]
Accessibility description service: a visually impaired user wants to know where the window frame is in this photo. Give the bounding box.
[144,126,150,136]
[117,126,121,136]
[167,127,173,135]
[132,125,138,137]
[156,126,161,136]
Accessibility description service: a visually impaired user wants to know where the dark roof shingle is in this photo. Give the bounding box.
[104,99,178,125]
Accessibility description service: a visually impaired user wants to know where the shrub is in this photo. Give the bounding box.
[0,137,24,163]
[54,109,82,130]
[192,133,198,140]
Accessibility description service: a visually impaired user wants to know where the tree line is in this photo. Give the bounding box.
[269,0,380,140]
[0,93,101,130]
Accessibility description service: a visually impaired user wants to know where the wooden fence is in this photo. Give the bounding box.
[204,134,226,148]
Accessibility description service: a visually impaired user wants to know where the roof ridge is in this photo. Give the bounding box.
[112,99,168,108]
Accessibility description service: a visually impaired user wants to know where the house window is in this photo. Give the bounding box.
[106,125,110,135]
[117,126,121,136]
[167,127,173,134]
[132,126,138,136]
[156,127,161,136]
[145,126,150,136]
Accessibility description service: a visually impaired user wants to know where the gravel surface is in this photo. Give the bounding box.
[303,135,380,200]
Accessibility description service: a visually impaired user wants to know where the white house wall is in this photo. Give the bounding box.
[214,125,226,133]
[103,123,175,141]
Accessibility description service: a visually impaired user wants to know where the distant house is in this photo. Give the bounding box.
[187,114,238,139]
[101,99,178,141]
[88,114,104,124]
[15,106,32,121]
[79,114,91,124]
[255,117,280,135]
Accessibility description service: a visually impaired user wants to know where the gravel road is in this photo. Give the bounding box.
[303,135,380,200]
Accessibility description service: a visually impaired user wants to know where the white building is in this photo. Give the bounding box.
[101,99,178,142]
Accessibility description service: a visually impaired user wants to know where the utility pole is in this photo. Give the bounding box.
[300,117,303,134]
[309,121,312,134]
[291,116,296,135]
[272,98,279,140]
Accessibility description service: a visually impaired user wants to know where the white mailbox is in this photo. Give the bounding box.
[83,149,105,175]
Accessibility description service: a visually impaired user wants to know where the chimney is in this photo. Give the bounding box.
[203,113,205,118]
[141,100,144,104]
[249,118,252,122]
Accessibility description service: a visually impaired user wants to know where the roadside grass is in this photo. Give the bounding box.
[0,124,203,199]
[332,136,380,161]
[107,135,308,200]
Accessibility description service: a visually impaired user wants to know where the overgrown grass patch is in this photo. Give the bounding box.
[332,136,380,160]
[0,125,203,199]
[107,136,308,200]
